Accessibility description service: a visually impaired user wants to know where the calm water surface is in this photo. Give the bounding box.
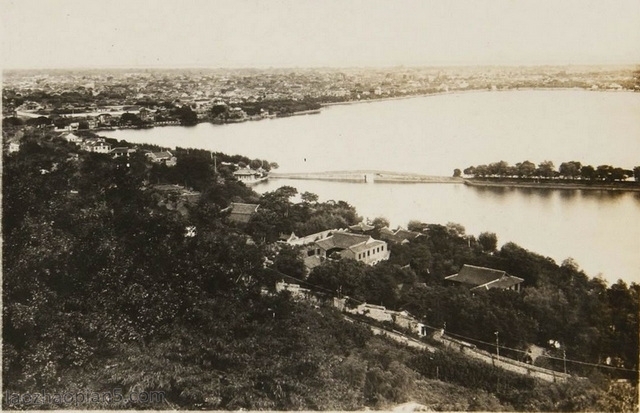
[255,179,640,286]
[103,90,640,285]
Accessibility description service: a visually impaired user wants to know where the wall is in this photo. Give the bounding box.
[433,331,572,383]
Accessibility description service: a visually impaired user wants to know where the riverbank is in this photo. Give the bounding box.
[270,170,463,184]
[464,178,640,192]
[320,87,637,107]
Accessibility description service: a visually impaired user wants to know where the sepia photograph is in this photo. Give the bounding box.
[2,0,639,410]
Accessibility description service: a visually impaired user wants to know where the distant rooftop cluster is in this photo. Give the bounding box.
[3,66,637,121]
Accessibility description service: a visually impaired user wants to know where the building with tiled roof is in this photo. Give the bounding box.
[226,202,259,224]
[379,226,422,244]
[445,264,524,292]
[348,221,375,233]
[282,228,342,246]
[110,147,137,158]
[233,167,262,182]
[313,231,389,265]
[146,150,176,166]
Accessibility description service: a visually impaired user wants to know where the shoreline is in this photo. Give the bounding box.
[30,88,637,131]
[464,179,640,192]
[320,87,638,107]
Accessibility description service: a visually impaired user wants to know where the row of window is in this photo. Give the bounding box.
[357,245,385,260]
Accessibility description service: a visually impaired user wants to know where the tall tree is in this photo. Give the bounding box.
[516,161,536,178]
[371,217,390,229]
[478,232,498,253]
[536,160,556,178]
[559,161,581,179]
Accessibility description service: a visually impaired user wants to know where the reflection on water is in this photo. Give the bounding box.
[473,186,509,196]
[513,187,553,198]
[558,190,578,200]
[256,179,640,286]
[581,189,626,200]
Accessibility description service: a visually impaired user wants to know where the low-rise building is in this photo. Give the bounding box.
[110,147,137,158]
[138,107,155,122]
[285,229,389,267]
[281,228,344,246]
[335,299,427,337]
[7,141,20,153]
[61,132,83,144]
[146,150,177,166]
[226,202,259,224]
[445,264,524,292]
[275,281,314,301]
[379,227,422,244]
[233,167,262,183]
[82,139,111,154]
[313,231,389,265]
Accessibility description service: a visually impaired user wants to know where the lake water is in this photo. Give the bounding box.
[102,90,640,285]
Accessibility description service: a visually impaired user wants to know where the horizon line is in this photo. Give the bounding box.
[3,62,640,72]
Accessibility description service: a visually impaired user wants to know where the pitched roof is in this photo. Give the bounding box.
[473,275,524,291]
[230,202,259,214]
[349,222,375,232]
[149,151,173,159]
[445,264,523,290]
[304,255,323,270]
[234,168,260,176]
[315,232,370,251]
[227,202,259,223]
[348,239,385,254]
[446,264,506,285]
[394,229,421,240]
[379,227,395,235]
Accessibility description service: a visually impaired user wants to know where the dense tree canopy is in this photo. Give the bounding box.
[3,131,637,410]
[463,159,639,182]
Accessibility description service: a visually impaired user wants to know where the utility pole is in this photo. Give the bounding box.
[563,348,567,374]
[495,331,499,358]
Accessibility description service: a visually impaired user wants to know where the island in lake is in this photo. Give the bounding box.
[460,160,640,192]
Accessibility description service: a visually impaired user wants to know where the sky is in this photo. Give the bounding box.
[2,0,640,69]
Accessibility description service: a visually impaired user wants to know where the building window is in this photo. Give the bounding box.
[367,251,370,257]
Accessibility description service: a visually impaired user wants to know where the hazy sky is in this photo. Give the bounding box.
[2,0,640,69]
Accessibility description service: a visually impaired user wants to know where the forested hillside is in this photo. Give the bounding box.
[2,130,637,410]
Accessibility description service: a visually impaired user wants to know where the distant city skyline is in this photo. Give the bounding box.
[2,0,640,70]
